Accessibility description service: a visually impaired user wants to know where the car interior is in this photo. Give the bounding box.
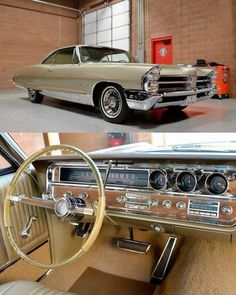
[1,132,236,295]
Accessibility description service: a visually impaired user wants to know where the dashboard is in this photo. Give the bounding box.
[45,156,236,235]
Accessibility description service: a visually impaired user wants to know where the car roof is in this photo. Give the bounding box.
[54,45,127,52]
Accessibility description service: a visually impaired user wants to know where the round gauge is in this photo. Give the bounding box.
[206,173,228,195]
[176,171,197,193]
[149,170,167,190]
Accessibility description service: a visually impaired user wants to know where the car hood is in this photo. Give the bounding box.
[83,62,198,76]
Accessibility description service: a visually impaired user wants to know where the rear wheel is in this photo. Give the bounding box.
[28,89,44,103]
[99,85,130,123]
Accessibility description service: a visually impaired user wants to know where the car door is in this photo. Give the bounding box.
[0,148,48,270]
[46,47,85,94]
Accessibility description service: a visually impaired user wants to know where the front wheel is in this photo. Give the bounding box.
[99,85,130,123]
[28,89,44,103]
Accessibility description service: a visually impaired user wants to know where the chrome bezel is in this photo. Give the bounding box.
[176,170,197,193]
[205,173,229,196]
[141,66,161,93]
[149,169,168,191]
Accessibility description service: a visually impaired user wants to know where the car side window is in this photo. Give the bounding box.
[55,48,75,65]
[42,52,57,65]
[0,154,16,176]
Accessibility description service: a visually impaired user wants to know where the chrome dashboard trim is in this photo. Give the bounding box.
[46,162,236,199]
[48,163,150,189]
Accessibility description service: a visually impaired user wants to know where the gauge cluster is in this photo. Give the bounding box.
[47,163,236,198]
[149,169,230,196]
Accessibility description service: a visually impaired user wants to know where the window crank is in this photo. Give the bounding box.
[21,215,38,239]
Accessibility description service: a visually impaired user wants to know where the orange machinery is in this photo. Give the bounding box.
[196,60,231,99]
[211,65,230,99]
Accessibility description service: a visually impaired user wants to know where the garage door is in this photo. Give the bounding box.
[84,0,130,51]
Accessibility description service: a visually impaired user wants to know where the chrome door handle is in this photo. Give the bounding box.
[21,215,38,239]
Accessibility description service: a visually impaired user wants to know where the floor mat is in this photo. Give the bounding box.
[69,267,156,295]
[0,243,50,284]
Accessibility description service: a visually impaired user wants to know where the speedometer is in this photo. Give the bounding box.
[60,167,149,188]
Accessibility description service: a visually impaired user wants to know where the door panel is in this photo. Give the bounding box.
[151,36,173,65]
[0,172,48,268]
[0,229,8,266]
[47,65,82,93]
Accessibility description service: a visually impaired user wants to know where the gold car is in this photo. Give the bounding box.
[13,46,215,123]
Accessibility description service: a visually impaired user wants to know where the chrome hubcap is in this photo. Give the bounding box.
[102,88,122,118]
[28,89,36,100]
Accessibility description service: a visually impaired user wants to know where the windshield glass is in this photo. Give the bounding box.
[144,133,236,152]
[80,46,136,63]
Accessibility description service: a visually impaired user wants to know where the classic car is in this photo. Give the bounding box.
[0,133,236,295]
[13,45,215,123]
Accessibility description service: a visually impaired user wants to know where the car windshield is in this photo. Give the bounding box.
[92,133,236,155]
[79,46,136,63]
[144,133,236,153]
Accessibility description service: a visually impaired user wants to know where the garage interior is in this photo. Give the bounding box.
[0,0,235,130]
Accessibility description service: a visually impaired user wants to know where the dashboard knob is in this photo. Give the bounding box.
[162,200,172,208]
[152,224,164,232]
[78,192,88,199]
[221,206,233,216]
[176,201,186,210]
[116,195,126,204]
[63,191,72,198]
[148,199,158,207]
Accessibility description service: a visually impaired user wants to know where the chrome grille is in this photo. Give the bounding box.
[197,76,212,90]
[158,76,191,93]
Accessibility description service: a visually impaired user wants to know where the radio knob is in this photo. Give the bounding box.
[221,205,233,216]
[148,199,158,207]
[176,201,186,210]
[162,200,172,208]
[116,195,126,204]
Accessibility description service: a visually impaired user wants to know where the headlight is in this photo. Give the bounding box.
[142,66,161,93]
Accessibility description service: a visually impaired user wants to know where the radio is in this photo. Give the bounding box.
[116,193,158,210]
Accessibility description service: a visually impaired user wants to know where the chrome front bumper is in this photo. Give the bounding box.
[126,88,214,111]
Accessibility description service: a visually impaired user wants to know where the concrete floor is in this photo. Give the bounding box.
[0,89,235,132]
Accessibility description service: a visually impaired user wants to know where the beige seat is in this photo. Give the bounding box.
[0,280,76,295]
